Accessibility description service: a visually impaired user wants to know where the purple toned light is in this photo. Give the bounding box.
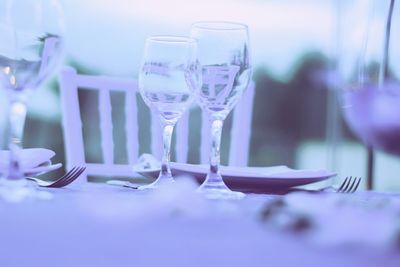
[343,82,400,156]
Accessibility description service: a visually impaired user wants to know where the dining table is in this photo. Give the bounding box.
[1,179,400,267]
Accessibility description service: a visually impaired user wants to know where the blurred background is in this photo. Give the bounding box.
[2,0,400,191]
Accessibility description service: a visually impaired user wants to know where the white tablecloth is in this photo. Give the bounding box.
[0,182,399,267]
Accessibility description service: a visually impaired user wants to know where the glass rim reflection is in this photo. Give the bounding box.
[191,21,248,31]
[146,35,197,44]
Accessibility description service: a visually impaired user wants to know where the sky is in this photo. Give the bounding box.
[1,0,338,123]
[62,0,337,79]
[4,0,395,121]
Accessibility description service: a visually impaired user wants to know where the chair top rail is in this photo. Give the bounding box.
[74,74,138,92]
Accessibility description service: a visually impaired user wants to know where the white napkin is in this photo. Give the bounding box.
[132,153,161,172]
[0,148,56,172]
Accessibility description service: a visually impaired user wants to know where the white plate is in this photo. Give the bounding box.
[0,148,62,176]
[0,148,55,170]
[137,162,336,193]
[24,163,63,176]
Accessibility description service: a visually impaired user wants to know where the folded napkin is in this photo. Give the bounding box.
[0,148,56,172]
[133,153,161,172]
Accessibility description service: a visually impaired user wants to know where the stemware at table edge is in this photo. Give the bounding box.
[338,0,399,188]
[138,36,200,189]
[190,21,252,199]
[0,0,64,189]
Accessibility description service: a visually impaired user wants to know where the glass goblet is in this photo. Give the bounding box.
[138,36,199,189]
[338,0,400,187]
[0,0,64,198]
[190,21,251,199]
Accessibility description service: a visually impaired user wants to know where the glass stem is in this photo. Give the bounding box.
[383,0,395,79]
[7,99,27,180]
[160,122,174,179]
[209,118,223,180]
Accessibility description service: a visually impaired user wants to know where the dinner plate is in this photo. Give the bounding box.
[0,148,62,176]
[136,162,336,193]
[24,162,63,176]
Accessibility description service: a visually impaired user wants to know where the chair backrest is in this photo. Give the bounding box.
[198,81,255,166]
[59,67,255,182]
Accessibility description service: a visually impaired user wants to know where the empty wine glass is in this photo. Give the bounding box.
[338,0,400,187]
[0,0,64,199]
[138,36,200,189]
[190,21,251,199]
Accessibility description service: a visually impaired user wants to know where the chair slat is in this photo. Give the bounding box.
[200,113,210,164]
[175,110,190,163]
[99,89,114,164]
[229,81,255,166]
[151,113,163,159]
[125,89,139,164]
[59,67,87,183]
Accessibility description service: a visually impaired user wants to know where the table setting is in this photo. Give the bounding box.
[1,0,400,266]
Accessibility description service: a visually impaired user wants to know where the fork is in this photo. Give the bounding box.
[287,176,362,194]
[315,176,362,194]
[26,166,86,188]
[333,176,362,193]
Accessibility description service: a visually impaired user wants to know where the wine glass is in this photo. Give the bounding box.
[338,0,399,187]
[190,21,251,199]
[0,0,64,198]
[138,36,200,189]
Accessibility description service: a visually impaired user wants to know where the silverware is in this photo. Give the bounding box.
[107,176,362,195]
[106,180,138,189]
[26,166,86,188]
[333,176,362,193]
[286,176,362,194]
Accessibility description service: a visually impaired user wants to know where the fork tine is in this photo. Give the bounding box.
[341,176,355,193]
[56,167,85,187]
[48,167,81,187]
[47,168,84,188]
[62,167,79,179]
[337,176,350,192]
[345,177,358,193]
[350,177,362,193]
[339,176,354,193]
[61,167,86,186]
[46,167,77,188]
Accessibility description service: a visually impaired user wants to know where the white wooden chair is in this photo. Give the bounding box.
[59,67,255,183]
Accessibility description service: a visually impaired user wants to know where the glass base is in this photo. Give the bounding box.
[0,178,53,202]
[197,173,245,200]
[138,173,175,190]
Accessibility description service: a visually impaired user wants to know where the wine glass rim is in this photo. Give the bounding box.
[191,21,248,31]
[147,35,197,44]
